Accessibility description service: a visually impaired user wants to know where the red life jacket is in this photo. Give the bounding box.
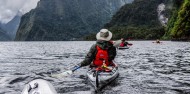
[120,42,125,47]
[93,46,111,66]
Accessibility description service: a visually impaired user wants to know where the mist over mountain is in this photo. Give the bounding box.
[15,0,133,41]
[0,0,39,41]
[0,12,21,40]
[0,0,39,24]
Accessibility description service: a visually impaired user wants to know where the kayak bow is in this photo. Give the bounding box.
[86,63,119,91]
[21,79,57,94]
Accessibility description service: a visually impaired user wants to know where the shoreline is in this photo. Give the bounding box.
[0,40,190,42]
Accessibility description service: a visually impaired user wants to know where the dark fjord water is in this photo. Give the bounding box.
[0,41,190,94]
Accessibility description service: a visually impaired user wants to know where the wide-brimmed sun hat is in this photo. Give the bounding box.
[96,29,112,41]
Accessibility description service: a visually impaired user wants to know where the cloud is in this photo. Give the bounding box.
[0,0,39,24]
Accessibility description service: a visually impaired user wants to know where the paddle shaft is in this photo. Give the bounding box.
[72,66,81,72]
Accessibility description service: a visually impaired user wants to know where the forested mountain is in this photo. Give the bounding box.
[103,0,171,40]
[164,0,190,41]
[15,0,133,41]
[14,0,189,41]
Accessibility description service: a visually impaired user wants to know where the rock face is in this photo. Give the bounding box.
[15,0,133,41]
[0,28,10,41]
[0,13,21,40]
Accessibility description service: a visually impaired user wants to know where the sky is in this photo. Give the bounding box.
[0,0,40,24]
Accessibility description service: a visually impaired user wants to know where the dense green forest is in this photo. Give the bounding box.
[15,0,131,41]
[85,0,169,40]
[86,0,190,41]
[164,0,190,40]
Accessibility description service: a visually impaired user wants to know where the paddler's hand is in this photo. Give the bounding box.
[101,63,108,69]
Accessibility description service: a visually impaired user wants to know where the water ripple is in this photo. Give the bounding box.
[0,41,190,94]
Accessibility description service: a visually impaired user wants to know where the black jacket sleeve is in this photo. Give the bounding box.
[108,46,116,62]
[124,42,129,46]
[80,44,97,67]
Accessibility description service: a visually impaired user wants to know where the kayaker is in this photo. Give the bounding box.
[79,29,116,67]
[156,39,160,43]
[119,38,129,47]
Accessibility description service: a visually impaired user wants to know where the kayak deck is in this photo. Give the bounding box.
[86,65,119,91]
[118,46,129,49]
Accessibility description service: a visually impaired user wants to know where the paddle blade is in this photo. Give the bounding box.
[113,40,122,47]
[51,70,73,78]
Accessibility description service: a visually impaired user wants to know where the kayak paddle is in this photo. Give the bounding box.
[113,40,122,47]
[51,66,81,78]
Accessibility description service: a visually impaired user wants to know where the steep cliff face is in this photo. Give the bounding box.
[0,13,21,40]
[104,0,171,40]
[165,0,190,40]
[0,28,10,41]
[15,0,133,41]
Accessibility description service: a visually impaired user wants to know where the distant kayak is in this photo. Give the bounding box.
[153,39,162,44]
[22,79,57,94]
[152,42,162,44]
[86,63,119,91]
